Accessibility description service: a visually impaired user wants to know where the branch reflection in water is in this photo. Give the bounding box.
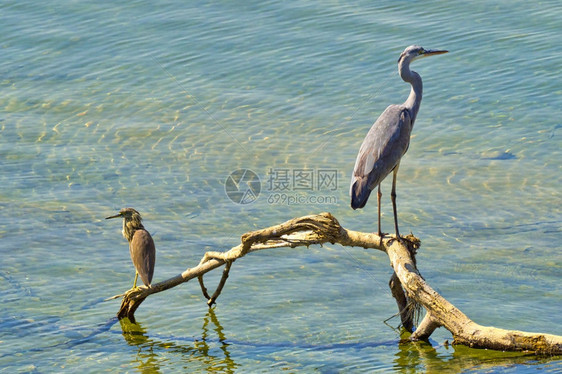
[116,307,550,372]
[394,335,549,372]
[119,308,237,373]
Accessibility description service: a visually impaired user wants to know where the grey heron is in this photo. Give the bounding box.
[350,45,448,240]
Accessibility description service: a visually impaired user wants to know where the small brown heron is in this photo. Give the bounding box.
[106,208,156,288]
[350,45,448,240]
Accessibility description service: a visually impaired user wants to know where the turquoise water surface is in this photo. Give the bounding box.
[1,0,560,372]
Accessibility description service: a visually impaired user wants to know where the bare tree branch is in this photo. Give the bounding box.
[113,212,562,354]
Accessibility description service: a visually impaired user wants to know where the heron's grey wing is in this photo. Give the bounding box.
[130,230,156,286]
[350,105,412,208]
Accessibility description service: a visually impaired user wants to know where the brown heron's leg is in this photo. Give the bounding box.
[391,163,401,242]
[133,272,138,289]
[377,184,383,237]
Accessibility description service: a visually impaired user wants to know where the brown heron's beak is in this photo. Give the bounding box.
[423,49,448,56]
[106,213,122,219]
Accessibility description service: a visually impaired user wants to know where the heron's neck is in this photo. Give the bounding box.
[399,64,423,122]
[122,219,145,242]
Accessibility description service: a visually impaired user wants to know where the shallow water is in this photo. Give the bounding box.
[1,0,560,372]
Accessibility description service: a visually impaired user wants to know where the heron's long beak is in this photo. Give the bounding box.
[423,49,448,56]
[106,213,122,219]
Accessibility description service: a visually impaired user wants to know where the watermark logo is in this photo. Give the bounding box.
[226,168,339,205]
[225,169,261,204]
[267,168,338,192]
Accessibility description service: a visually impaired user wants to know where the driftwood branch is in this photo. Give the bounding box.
[114,212,562,354]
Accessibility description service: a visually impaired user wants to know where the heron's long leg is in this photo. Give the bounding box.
[133,272,138,289]
[391,163,401,241]
[377,184,382,237]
